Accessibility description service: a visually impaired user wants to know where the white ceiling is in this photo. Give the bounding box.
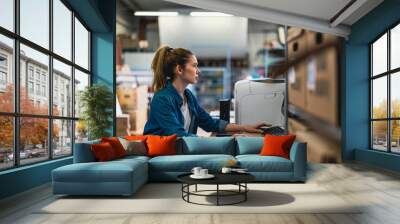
[164,0,384,37]
[225,0,352,22]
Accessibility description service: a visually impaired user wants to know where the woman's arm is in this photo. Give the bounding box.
[224,123,269,134]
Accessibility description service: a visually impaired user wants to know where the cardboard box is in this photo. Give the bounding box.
[305,47,339,125]
[306,31,339,51]
[287,28,308,61]
[116,115,130,136]
[117,85,148,112]
[118,34,137,49]
[288,118,341,163]
[129,109,148,134]
[288,61,307,109]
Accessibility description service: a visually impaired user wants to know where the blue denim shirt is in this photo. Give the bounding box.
[143,81,228,137]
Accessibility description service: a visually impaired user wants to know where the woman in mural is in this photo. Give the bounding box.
[143,46,267,137]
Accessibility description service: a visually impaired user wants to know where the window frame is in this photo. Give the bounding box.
[370,20,400,154]
[0,0,92,171]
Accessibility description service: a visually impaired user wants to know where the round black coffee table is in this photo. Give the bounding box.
[177,173,255,206]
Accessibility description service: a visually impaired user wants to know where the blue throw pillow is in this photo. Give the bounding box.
[236,137,263,155]
[180,137,235,155]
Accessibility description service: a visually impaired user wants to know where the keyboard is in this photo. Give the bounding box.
[260,126,286,136]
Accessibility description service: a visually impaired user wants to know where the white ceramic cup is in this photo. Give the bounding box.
[191,167,202,176]
[221,167,232,174]
[200,169,208,176]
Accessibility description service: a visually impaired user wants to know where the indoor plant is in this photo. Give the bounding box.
[79,84,113,140]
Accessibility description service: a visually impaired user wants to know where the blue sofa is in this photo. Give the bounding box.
[52,137,307,196]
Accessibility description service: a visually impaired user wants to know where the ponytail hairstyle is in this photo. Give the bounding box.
[151,45,193,92]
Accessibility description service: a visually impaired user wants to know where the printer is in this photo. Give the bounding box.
[234,78,286,129]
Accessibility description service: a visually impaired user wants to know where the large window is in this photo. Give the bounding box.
[370,23,400,153]
[0,0,91,171]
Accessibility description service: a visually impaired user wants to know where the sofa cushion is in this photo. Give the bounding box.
[115,155,150,164]
[236,137,263,155]
[91,142,118,161]
[260,134,296,159]
[52,158,147,183]
[148,154,235,172]
[73,139,100,163]
[118,138,147,156]
[124,135,148,141]
[180,137,235,155]
[147,134,177,157]
[236,155,293,172]
[101,137,127,158]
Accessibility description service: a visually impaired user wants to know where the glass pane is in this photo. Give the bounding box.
[53,59,72,117]
[391,72,400,118]
[0,35,14,112]
[53,0,72,60]
[391,120,400,153]
[0,0,14,31]
[0,116,14,170]
[20,44,49,115]
[74,18,89,70]
[74,69,89,118]
[372,76,387,119]
[53,119,72,158]
[391,24,400,70]
[372,33,387,76]
[20,117,49,165]
[75,120,88,143]
[372,121,388,151]
[20,0,49,49]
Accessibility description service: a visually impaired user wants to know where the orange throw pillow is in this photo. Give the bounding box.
[124,135,148,141]
[260,134,296,159]
[101,137,126,158]
[91,142,117,162]
[146,134,177,157]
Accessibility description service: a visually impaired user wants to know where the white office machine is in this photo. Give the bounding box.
[234,79,286,129]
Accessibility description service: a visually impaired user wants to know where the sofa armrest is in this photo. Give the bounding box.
[73,140,100,163]
[289,141,307,181]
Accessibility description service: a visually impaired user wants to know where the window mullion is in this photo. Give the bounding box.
[71,10,76,154]
[370,45,373,149]
[49,0,53,160]
[13,0,21,167]
[388,29,391,152]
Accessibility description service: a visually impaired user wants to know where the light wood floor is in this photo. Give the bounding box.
[1,162,400,224]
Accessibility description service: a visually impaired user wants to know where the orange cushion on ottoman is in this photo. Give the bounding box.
[91,142,117,161]
[101,137,127,158]
[260,134,296,159]
[146,134,177,157]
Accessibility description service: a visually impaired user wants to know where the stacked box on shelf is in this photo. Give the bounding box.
[288,61,307,109]
[116,85,148,133]
[287,28,308,61]
[305,47,339,125]
[306,31,338,50]
[287,27,340,126]
[129,109,147,134]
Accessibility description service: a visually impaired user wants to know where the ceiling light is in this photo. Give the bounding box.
[190,12,233,17]
[134,11,178,17]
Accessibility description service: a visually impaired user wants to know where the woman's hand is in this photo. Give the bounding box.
[241,122,271,133]
[224,122,271,134]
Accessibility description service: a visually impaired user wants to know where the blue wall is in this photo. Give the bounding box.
[0,158,72,199]
[0,0,116,200]
[344,0,400,170]
[91,0,116,136]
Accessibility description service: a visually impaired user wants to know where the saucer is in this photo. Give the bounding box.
[190,174,215,179]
